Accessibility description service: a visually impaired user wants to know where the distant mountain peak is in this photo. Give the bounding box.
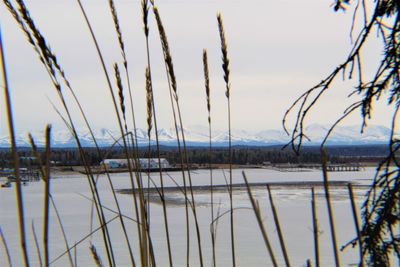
[0,124,396,147]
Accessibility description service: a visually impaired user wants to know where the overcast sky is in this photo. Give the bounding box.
[0,0,394,136]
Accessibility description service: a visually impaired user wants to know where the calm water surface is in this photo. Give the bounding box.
[1,168,397,266]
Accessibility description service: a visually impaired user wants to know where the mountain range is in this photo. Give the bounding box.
[0,124,396,148]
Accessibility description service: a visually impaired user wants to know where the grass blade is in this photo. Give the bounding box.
[242,172,278,267]
[43,126,51,267]
[217,13,235,267]
[0,227,13,267]
[0,23,30,267]
[348,183,364,266]
[311,187,320,267]
[321,149,341,267]
[267,185,291,267]
[203,49,216,267]
[31,221,43,267]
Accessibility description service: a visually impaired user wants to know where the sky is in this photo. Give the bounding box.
[0,0,395,136]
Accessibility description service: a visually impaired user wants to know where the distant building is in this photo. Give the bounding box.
[101,158,170,169]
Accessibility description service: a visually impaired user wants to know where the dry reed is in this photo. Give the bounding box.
[43,125,51,267]
[321,150,341,267]
[145,67,153,252]
[109,0,142,188]
[76,2,156,266]
[203,49,216,267]
[141,4,173,265]
[31,222,43,267]
[153,5,205,266]
[311,187,320,267]
[217,13,236,267]
[51,215,119,265]
[242,172,278,266]
[0,227,13,267]
[74,242,77,267]
[142,1,173,265]
[89,243,104,267]
[146,68,153,139]
[0,23,30,267]
[267,185,291,267]
[348,183,364,267]
[4,1,118,264]
[1,1,375,266]
[3,5,127,261]
[28,133,74,267]
[114,63,128,132]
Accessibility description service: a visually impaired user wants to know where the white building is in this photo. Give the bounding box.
[101,158,169,169]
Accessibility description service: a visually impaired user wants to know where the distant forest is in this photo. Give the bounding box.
[0,144,390,167]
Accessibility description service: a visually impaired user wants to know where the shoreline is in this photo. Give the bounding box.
[117,180,368,195]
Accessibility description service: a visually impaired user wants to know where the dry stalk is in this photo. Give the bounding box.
[0,24,30,267]
[242,172,278,267]
[144,67,158,267]
[152,6,193,266]
[51,215,119,265]
[146,68,153,138]
[114,63,128,132]
[28,134,74,267]
[348,183,364,267]
[203,49,216,267]
[311,187,320,267]
[142,3,173,266]
[89,243,104,267]
[145,68,153,244]
[4,2,117,264]
[31,221,43,267]
[0,227,13,267]
[142,1,166,266]
[43,125,51,267]
[108,0,141,179]
[217,13,235,267]
[74,242,77,267]
[267,185,291,267]
[153,6,205,266]
[76,2,155,266]
[321,150,341,267]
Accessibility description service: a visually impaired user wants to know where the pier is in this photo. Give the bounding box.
[268,163,364,172]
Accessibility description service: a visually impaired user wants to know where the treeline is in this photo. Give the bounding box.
[0,144,389,168]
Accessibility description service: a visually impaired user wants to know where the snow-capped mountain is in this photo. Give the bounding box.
[0,124,397,148]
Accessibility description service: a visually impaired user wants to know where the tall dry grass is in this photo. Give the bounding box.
[1,1,393,267]
[217,13,236,267]
[1,21,30,267]
[203,49,217,267]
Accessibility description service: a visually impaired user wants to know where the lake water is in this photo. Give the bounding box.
[0,167,397,266]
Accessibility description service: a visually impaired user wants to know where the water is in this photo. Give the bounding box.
[0,167,397,266]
